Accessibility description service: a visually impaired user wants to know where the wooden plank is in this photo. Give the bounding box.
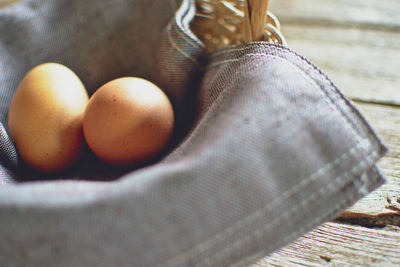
[269,0,400,220]
[338,102,400,220]
[269,0,400,104]
[270,0,400,30]
[280,25,400,105]
[251,103,400,266]
[3,1,398,104]
[254,222,400,266]
[3,1,399,266]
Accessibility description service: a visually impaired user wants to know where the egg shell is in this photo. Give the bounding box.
[8,63,89,172]
[83,77,174,165]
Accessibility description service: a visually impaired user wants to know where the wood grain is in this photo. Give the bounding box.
[281,26,400,105]
[339,103,400,219]
[253,103,400,266]
[255,222,400,266]
[269,0,400,105]
[270,0,400,30]
[244,0,270,42]
[2,0,400,265]
[251,0,269,42]
[253,1,400,265]
[267,0,400,225]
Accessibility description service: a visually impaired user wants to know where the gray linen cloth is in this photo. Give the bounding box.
[0,0,387,266]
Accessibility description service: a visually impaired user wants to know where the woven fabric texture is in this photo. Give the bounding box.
[0,0,386,266]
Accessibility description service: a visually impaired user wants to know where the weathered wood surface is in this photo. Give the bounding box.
[1,0,400,265]
[269,0,400,221]
[270,0,400,30]
[280,26,400,105]
[268,0,400,218]
[270,0,400,105]
[341,103,400,219]
[254,223,400,267]
[253,103,400,266]
[254,0,400,266]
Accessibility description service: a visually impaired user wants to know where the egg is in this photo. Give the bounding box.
[83,77,174,165]
[8,63,89,172]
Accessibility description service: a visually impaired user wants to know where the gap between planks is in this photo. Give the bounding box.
[335,102,400,226]
[269,0,400,106]
[273,0,400,226]
[252,102,400,266]
[254,222,400,266]
[281,25,400,106]
[270,0,400,31]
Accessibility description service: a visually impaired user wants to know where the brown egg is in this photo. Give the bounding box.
[83,77,174,165]
[8,63,89,172]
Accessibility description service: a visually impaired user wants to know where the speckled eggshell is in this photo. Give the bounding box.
[8,63,89,172]
[83,77,174,165]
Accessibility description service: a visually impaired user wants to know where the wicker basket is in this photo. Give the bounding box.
[192,0,286,52]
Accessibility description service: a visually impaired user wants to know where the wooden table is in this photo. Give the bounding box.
[255,1,400,266]
[1,0,399,265]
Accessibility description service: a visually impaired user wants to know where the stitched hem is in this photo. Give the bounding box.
[197,151,380,266]
[165,0,204,67]
[164,147,381,266]
[226,165,385,267]
[209,53,365,149]
[208,43,387,156]
[229,172,380,267]
[162,44,387,267]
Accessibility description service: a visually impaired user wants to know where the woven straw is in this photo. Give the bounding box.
[192,0,286,52]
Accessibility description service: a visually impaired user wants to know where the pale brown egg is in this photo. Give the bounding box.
[8,63,89,172]
[83,77,174,165]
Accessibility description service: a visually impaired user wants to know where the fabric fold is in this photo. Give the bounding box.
[0,0,386,266]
